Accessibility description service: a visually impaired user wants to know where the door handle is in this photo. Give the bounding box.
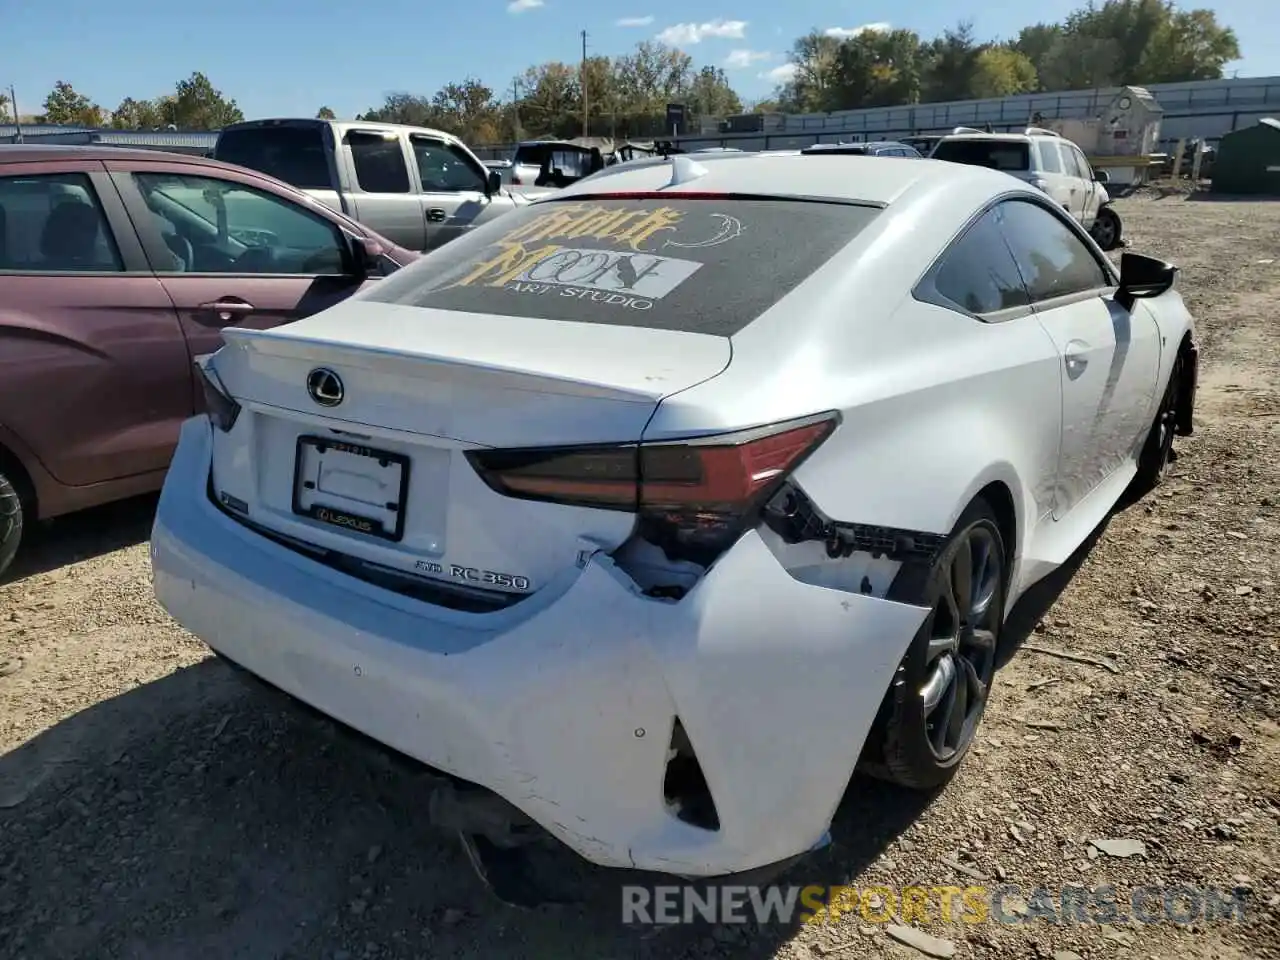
[426,208,446,222]
[1063,339,1090,378]
[197,299,255,323]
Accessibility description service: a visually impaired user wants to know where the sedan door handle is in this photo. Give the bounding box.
[197,299,256,323]
[1063,339,1090,378]
[426,208,446,222]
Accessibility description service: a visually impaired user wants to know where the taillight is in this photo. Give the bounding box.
[511,174,522,184]
[194,359,240,432]
[466,412,839,565]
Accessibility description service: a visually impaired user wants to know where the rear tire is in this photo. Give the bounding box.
[0,471,25,581]
[1090,206,1122,251]
[864,498,1006,790]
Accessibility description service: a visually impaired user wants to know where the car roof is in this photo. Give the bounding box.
[0,144,227,165]
[549,151,1023,207]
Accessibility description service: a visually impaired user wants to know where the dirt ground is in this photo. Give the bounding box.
[1,191,1278,960]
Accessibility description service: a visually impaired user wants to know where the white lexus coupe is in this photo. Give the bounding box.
[151,150,1198,890]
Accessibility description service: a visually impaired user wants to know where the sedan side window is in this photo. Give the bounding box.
[0,173,124,273]
[930,208,1029,316]
[132,173,349,276]
[996,198,1113,303]
[410,137,486,192]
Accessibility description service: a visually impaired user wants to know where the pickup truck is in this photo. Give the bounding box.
[213,118,538,252]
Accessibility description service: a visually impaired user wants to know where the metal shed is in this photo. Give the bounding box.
[1211,118,1280,194]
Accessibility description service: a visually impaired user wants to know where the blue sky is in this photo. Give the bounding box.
[6,0,1277,120]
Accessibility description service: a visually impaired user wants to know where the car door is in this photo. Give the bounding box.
[1070,145,1105,227]
[408,134,497,250]
[337,129,427,252]
[105,159,372,396]
[1033,141,1077,218]
[995,197,1162,518]
[0,161,192,489]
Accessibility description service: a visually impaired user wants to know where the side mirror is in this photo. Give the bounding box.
[350,235,386,275]
[1116,252,1176,309]
[1094,169,1110,185]
[485,169,502,195]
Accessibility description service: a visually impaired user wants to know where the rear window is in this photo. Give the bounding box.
[215,125,332,190]
[931,139,1031,172]
[361,196,880,337]
[512,144,554,167]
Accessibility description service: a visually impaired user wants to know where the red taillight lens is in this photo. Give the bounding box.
[194,360,241,432]
[466,413,838,565]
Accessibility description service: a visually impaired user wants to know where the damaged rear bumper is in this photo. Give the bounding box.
[152,417,930,878]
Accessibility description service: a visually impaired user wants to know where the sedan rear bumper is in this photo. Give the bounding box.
[151,416,929,877]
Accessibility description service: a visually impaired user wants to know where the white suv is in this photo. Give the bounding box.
[929,127,1122,250]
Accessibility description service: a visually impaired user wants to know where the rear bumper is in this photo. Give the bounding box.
[152,416,929,877]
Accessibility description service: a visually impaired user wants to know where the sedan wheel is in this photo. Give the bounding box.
[0,470,24,581]
[1133,352,1184,493]
[866,498,1006,790]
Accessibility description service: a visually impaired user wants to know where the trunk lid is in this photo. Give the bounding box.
[206,300,731,605]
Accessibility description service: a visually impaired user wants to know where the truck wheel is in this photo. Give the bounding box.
[0,470,25,581]
[1091,207,1122,251]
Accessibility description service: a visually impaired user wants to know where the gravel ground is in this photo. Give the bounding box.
[1,191,1278,960]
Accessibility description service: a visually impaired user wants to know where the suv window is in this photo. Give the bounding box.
[411,136,486,192]
[995,199,1111,302]
[362,197,880,337]
[345,132,411,194]
[1037,141,1064,174]
[1070,146,1092,180]
[930,139,1031,172]
[0,172,123,272]
[214,125,332,190]
[133,172,349,275]
[931,208,1029,315]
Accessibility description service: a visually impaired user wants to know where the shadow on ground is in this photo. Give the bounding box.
[1185,191,1280,203]
[0,514,1111,960]
[3,493,157,584]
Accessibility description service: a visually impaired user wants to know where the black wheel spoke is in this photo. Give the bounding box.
[960,655,987,706]
[969,627,997,652]
[945,669,969,749]
[950,544,973,625]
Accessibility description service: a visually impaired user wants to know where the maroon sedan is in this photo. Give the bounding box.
[0,145,418,578]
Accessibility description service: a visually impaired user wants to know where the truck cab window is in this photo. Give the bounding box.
[345,132,411,194]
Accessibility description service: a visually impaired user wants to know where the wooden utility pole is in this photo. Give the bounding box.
[581,30,589,137]
[8,85,21,143]
[511,78,522,140]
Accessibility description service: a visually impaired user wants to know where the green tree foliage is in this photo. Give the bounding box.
[316,106,336,119]
[41,81,105,126]
[775,0,1239,110]
[32,1,1241,142]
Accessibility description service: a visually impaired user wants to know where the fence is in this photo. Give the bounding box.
[471,76,1280,161]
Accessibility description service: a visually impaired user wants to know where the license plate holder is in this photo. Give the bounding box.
[291,435,411,542]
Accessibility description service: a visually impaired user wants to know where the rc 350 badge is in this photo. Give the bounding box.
[414,559,531,592]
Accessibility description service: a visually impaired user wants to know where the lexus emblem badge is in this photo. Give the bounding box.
[307,368,344,407]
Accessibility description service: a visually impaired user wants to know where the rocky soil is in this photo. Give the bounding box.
[1,191,1277,960]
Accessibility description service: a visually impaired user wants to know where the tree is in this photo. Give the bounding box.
[921,22,982,102]
[42,81,105,127]
[431,78,503,142]
[316,106,336,119]
[777,31,845,112]
[109,97,163,129]
[156,72,243,130]
[514,62,580,138]
[685,66,742,120]
[970,47,1039,98]
[357,92,435,126]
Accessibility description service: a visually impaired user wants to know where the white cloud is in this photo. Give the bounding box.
[824,22,890,39]
[507,0,543,12]
[724,49,774,69]
[656,19,748,45]
[616,15,653,26]
[760,63,797,83]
